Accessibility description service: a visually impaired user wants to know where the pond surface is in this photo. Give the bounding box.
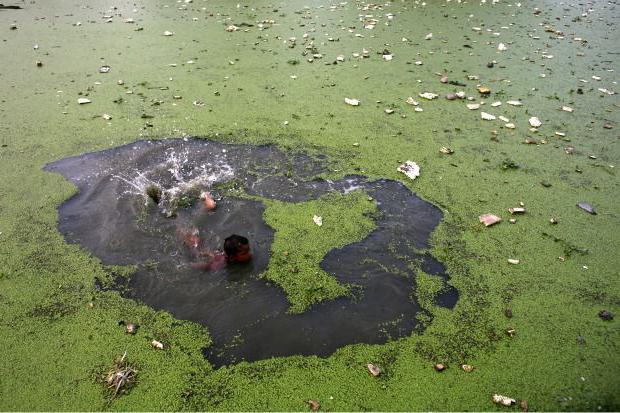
[46,138,457,366]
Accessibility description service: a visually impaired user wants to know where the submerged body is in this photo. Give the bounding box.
[180,230,252,270]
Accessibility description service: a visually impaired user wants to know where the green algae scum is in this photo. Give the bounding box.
[0,0,618,411]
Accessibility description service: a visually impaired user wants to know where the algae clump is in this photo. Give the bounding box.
[262,190,377,313]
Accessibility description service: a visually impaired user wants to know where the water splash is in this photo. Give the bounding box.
[112,147,234,216]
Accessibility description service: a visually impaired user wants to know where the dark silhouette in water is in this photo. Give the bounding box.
[45,138,458,367]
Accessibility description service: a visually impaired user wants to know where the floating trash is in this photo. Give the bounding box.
[151,340,164,350]
[367,363,381,376]
[307,400,320,411]
[529,117,542,128]
[397,160,420,181]
[344,97,360,106]
[479,214,502,227]
[481,112,496,121]
[577,202,596,215]
[419,92,438,100]
[492,394,516,407]
[460,364,474,373]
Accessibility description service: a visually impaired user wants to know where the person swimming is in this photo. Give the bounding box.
[223,234,252,263]
[179,231,252,270]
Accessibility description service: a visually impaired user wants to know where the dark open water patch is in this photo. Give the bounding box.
[45,138,458,367]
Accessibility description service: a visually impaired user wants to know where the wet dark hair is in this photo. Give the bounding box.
[224,234,249,257]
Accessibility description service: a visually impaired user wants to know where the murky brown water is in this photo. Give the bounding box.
[46,138,457,366]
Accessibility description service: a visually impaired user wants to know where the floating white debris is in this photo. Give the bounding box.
[419,92,438,100]
[507,100,523,107]
[529,117,542,127]
[562,106,574,112]
[492,394,516,407]
[102,113,112,120]
[225,25,238,32]
[382,54,393,61]
[163,30,174,36]
[505,123,516,129]
[151,340,164,350]
[344,97,360,106]
[467,103,480,110]
[491,101,502,107]
[397,161,420,181]
[499,115,510,122]
[405,97,419,106]
[479,214,502,227]
[481,112,496,121]
[425,33,433,40]
[313,215,323,227]
[507,258,520,265]
[77,98,91,105]
[497,43,507,51]
[367,363,381,377]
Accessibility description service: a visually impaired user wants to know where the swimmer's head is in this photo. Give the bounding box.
[224,234,252,263]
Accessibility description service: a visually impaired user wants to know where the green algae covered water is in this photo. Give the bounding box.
[0,0,618,410]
